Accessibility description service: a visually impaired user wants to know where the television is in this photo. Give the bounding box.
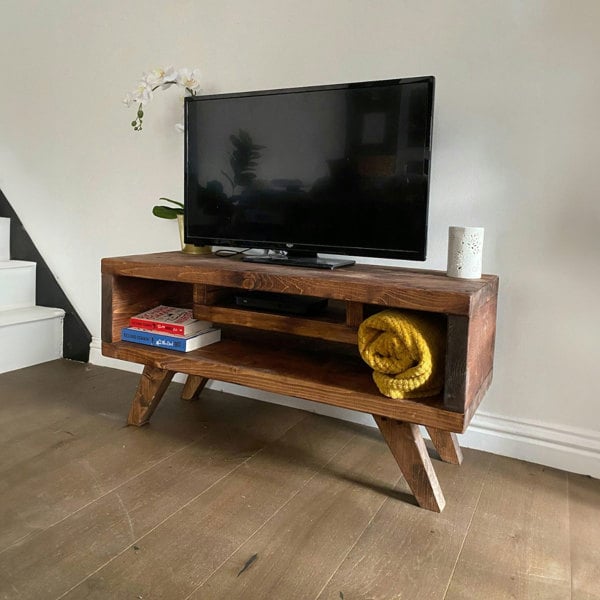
[184,75,435,269]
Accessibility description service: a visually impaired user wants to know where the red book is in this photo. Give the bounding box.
[129,305,212,336]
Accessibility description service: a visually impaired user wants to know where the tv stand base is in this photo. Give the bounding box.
[129,369,455,513]
[101,251,498,512]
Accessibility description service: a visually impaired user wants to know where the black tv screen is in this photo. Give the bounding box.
[184,76,434,264]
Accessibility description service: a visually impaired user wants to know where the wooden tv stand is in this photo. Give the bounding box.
[101,252,498,512]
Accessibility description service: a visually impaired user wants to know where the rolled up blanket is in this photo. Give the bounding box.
[358,309,445,399]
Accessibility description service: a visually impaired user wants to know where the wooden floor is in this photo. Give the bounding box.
[0,361,598,600]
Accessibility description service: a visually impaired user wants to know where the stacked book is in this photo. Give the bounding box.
[121,305,221,352]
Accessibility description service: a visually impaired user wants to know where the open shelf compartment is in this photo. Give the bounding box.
[102,325,465,433]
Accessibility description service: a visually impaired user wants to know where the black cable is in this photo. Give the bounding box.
[213,248,252,258]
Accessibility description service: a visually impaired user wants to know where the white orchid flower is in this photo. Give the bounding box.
[125,66,201,131]
[177,68,201,90]
[132,81,153,105]
[143,66,177,87]
[122,92,136,108]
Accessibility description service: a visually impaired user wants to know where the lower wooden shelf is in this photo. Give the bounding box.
[102,334,466,433]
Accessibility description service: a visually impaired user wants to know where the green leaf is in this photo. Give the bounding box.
[152,205,182,219]
[159,197,184,209]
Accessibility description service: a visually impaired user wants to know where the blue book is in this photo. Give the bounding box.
[121,326,221,352]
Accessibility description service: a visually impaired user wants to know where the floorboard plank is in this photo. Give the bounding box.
[0,395,305,600]
[316,448,491,600]
[444,455,571,600]
[0,362,304,551]
[1,361,597,600]
[0,361,123,466]
[0,362,189,479]
[191,428,402,600]
[50,414,357,600]
[569,473,600,600]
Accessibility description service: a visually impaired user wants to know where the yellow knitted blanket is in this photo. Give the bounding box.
[357,309,445,399]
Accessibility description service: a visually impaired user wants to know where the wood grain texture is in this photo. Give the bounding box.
[445,455,571,599]
[374,416,445,512]
[445,291,497,414]
[58,414,358,600]
[103,340,465,432]
[0,363,187,551]
[102,252,498,316]
[444,314,469,411]
[316,448,492,600]
[193,283,233,306]
[180,375,208,401]
[1,361,596,600]
[193,302,357,343]
[0,374,307,600]
[102,253,499,428]
[0,361,276,552]
[345,301,364,327]
[425,427,464,464]
[100,273,114,343]
[464,293,497,411]
[191,429,402,600]
[127,366,175,426]
[101,251,499,515]
[569,473,600,600]
[102,274,192,343]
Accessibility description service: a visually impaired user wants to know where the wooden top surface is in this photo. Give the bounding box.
[102,251,498,316]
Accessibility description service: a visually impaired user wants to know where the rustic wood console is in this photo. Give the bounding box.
[101,251,498,512]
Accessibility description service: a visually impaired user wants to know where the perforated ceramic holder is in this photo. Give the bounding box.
[447,226,484,279]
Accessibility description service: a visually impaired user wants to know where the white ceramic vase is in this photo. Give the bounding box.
[446,226,484,279]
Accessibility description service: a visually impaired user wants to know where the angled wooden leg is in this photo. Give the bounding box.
[128,366,175,426]
[425,427,464,465]
[181,375,208,401]
[374,416,446,512]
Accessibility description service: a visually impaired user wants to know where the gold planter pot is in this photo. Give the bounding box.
[177,214,211,255]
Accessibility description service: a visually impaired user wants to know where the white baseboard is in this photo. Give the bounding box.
[89,337,600,479]
[460,412,600,479]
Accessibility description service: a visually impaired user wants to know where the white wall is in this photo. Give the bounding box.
[1,0,599,475]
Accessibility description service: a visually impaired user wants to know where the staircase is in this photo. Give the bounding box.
[0,217,65,373]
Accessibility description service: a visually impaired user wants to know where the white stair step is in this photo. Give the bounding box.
[0,260,36,310]
[0,217,9,261]
[0,306,65,374]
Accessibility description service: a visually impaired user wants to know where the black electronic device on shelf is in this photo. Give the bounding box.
[184,76,435,269]
[234,291,328,316]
